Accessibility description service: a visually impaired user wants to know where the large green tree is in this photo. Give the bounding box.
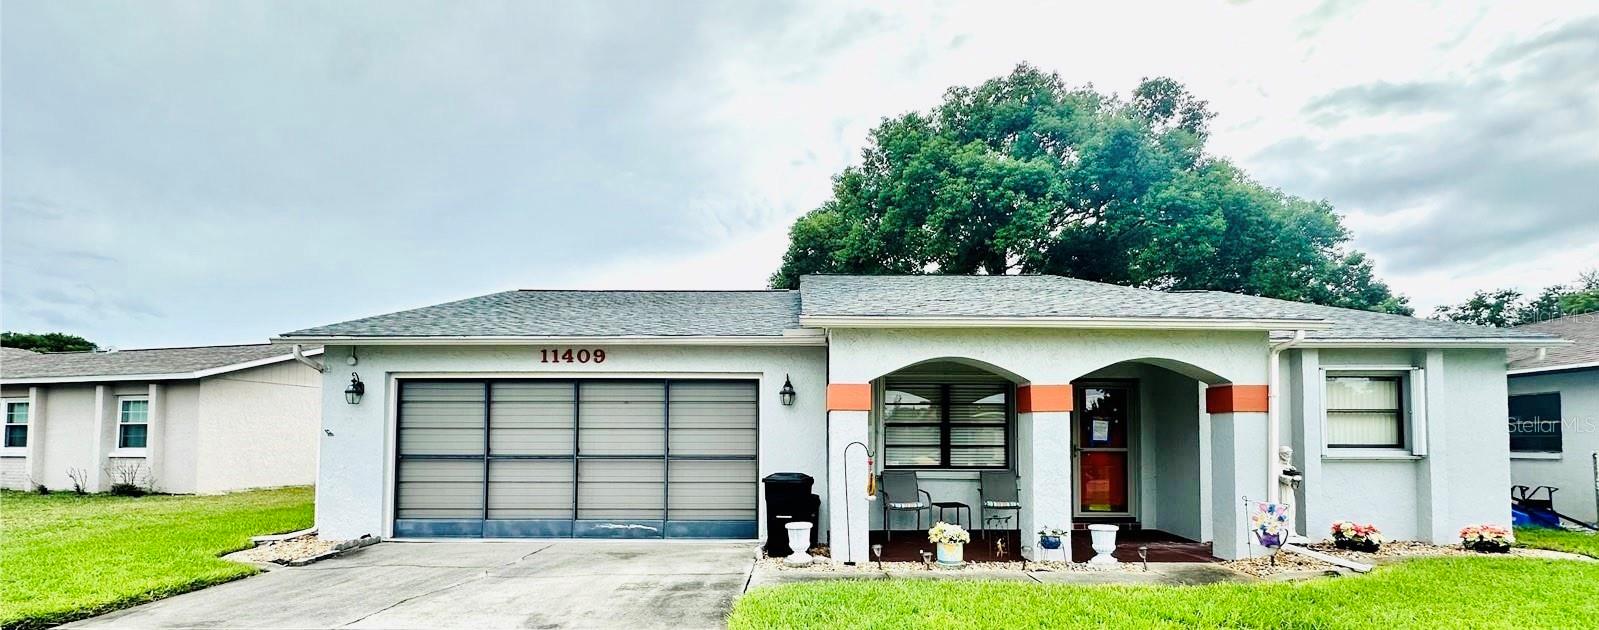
[770,64,1411,314]
[1,332,98,353]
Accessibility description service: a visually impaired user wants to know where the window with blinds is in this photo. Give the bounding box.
[1325,375,1404,448]
[882,382,1009,469]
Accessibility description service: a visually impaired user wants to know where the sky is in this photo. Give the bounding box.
[3,0,1597,349]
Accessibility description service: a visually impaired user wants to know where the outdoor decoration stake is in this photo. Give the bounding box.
[920,550,932,570]
[871,543,883,570]
[1138,545,1149,572]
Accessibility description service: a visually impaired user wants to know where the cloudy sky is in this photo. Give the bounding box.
[3,0,1597,348]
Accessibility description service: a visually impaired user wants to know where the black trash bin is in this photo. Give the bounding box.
[762,472,819,557]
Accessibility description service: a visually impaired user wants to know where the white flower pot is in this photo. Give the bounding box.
[936,542,964,566]
[1088,524,1119,565]
[784,522,813,566]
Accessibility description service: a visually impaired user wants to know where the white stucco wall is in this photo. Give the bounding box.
[21,384,96,491]
[194,360,321,493]
[1509,369,1599,524]
[312,343,829,541]
[1294,347,1510,544]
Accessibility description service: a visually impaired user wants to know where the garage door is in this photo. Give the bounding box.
[393,379,758,539]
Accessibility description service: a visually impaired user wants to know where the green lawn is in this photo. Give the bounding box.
[0,486,313,630]
[1516,526,1599,558]
[730,556,1599,629]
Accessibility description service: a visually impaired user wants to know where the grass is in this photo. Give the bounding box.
[0,486,313,630]
[1516,526,1599,558]
[729,556,1599,629]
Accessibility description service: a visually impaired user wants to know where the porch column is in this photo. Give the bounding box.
[1416,349,1452,543]
[1017,385,1072,560]
[826,383,871,565]
[1206,385,1271,560]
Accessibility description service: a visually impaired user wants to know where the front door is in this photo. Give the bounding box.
[1073,383,1133,517]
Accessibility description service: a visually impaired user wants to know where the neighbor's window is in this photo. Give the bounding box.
[1325,375,1404,449]
[1509,393,1561,453]
[882,382,1009,469]
[3,401,27,448]
[118,398,149,449]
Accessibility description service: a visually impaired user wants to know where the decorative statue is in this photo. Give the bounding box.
[1277,446,1305,536]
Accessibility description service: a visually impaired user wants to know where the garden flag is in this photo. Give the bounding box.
[1250,502,1292,549]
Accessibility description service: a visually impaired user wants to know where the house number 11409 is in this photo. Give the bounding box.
[540,348,606,364]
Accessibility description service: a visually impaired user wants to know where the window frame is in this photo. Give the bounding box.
[1319,367,1426,457]
[880,381,1012,471]
[2,398,28,450]
[117,396,151,450]
[1508,392,1562,454]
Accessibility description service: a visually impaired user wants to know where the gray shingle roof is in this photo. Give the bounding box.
[799,275,1558,341]
[1508,312,1599,371]
[1,344,304,380]
[280,290,802,338]
[1,347,39,360]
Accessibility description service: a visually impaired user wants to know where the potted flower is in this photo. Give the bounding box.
[1038,527,1068,562]
[927,522,970,566]
[1459,524,1512,553]
[1329,520,1383,552]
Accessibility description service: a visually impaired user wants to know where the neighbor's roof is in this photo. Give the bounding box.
[273,276,1562,347]
[278,290,803,340]
[0,347,39,360]
[1,344,317,383]
[799,275,1559,344]
[1507,312,1599,373]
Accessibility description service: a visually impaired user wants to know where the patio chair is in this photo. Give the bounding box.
[880,470,932,541]
[978,470,1021,541]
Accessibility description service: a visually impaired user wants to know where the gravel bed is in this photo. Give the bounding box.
[1223,540,1567,577]
[759,555,1147,573]
[234,534,339,564]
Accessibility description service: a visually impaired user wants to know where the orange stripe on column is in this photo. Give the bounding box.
[1018,385,1073,413]
[1206,385,1269,413]
[827,383,872,411]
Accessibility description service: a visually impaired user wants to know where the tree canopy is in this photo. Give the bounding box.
[770,64,1411,315]
[1432,269,1599,327]
[1,332,98,353]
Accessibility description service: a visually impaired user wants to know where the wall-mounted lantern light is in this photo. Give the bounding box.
[344,372,366,405]
[779,374,796,406]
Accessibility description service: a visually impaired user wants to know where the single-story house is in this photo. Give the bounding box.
[1507,312,1598,524]
[1,344,323,494]
[275,275,1562,562]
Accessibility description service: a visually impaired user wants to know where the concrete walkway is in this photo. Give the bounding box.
[745,562,1255,590]
[66,541,759,630]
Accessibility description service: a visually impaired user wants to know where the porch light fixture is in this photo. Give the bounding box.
[778,375,797,406]
[344,372,365,405]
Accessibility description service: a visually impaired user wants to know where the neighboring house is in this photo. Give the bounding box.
[1507,312,1599,524]
[0,344,323,494]
[275,275,1561,561]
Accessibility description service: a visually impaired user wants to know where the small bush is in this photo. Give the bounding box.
[108,483,149,497]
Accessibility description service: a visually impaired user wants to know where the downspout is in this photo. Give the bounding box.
[292,344,327,373]
[1267,329,1308,502]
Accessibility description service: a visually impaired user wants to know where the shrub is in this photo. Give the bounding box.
[1330,520,1383,552]
[1460,524,1512,553]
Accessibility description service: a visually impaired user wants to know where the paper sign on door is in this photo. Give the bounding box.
[1092,419,1110,443]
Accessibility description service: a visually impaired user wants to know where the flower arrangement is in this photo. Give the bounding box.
[1251,502,1292,549]
[927,521,971,545]
[1459,524,1512,553]
[1329,520,1383,552]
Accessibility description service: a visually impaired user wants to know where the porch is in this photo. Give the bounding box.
[864,528,1219,563]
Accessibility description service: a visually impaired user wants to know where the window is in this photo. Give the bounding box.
[118,398,149,449]
[882,382,1009,469]
[1325,375,1404,448]
[3,400,27,448]
[1509,393,1561,453]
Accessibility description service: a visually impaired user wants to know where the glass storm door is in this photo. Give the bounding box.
[1075,385,1132,516]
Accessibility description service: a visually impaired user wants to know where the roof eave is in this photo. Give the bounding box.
[269,333,826,347]
[1507,360,1599,375]
[796,315,1335,331]
[1297,338,1572,349]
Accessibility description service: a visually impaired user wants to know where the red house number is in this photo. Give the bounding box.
[540,348,606,364]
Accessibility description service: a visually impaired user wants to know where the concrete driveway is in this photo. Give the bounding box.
[67,540,759,630]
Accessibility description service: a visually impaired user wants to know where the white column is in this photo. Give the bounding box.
[1018,410,1072,559]
[1209,410,1270,560]
[1416,349,1451,543]
[147,383,165,492]
[24,387,46,486]
[91,385,111,492]
[1292,349,1324,538]
[826,409,870,564]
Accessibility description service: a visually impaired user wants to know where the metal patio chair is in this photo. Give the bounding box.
[880,470,932,541]
[978,470,1021,541]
